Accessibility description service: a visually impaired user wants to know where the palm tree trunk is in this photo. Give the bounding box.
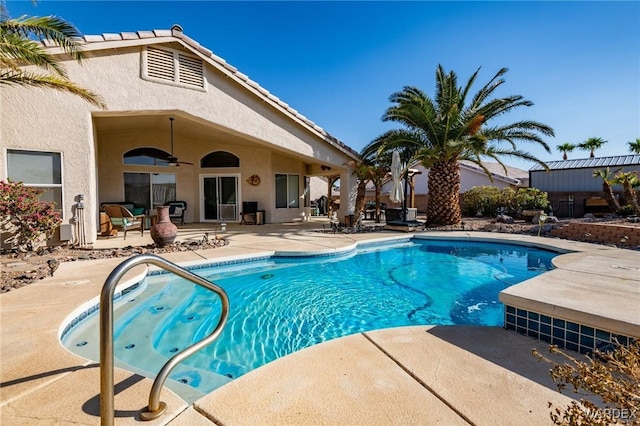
[602,181,621,213]
[622,182,639,215]
[354,180,367,224]
[426,159,462,226]
[375,186,382,223]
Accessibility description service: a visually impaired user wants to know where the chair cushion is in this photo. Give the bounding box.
[133,207,145,216]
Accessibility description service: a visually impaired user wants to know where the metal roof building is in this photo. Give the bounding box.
[529,155,640,192]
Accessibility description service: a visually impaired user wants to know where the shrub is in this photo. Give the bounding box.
[462,186,519,216]
[514,187,550,212]
[462,186,504,216]
[0,180,62,251]
[533,341,640,425]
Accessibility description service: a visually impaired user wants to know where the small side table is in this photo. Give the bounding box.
[148,215,158,229]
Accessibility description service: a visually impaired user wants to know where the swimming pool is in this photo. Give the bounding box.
[61,237,557,401]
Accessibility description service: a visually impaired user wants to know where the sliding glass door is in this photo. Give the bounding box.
[124,172,176,210]
[201,174,238,221]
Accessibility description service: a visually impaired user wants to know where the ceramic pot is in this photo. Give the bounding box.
[150,206,177,247]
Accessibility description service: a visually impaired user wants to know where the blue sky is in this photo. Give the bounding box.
[7,1,640,171]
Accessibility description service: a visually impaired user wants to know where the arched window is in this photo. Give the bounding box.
[123,148,171,166]
[200,151,240,168]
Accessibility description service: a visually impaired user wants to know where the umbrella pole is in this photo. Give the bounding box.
[403,170,408,221]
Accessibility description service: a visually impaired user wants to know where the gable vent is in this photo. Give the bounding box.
[178,53,204,87]
[143,46,206,91]
[147,47,175,82]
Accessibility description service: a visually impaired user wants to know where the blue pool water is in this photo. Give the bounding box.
[62,238,556,401]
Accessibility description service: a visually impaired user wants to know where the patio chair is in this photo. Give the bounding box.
[103,204,145,240]
[166,201,187,225]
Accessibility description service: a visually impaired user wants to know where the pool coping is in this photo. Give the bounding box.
[1,229,638,424]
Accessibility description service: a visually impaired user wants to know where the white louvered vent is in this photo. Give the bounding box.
[143,47,206,91]
[146,47,175,82]
[178,54,204,88]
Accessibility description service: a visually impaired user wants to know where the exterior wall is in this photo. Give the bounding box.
[530,166,640,192]
[459,168,515,192]
[309,176,329,201]
[1,39,358,245]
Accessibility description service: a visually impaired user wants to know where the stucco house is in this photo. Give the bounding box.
[369,160,529,212]
[1,26,360,246]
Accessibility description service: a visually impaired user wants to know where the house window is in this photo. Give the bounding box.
[124,172,176,210]
[123,147,172,166]
[275,174,299,208]
[143,47,205,90]
[7,149,62,209]
[201,151,240,168]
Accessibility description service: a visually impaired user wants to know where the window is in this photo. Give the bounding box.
[123,148,172,166]
[143,47,205,90]
[201,151,240,168]
[7,150,62,209]
[124,173,176,210]
[275,174,299,208]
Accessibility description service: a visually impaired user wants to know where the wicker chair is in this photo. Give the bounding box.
[103,204,145,240]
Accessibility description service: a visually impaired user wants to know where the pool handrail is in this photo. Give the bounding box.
[99,253,229,425]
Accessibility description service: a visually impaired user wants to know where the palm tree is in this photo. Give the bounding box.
[593,168,621,213]
[556,142,576,160]
[362,65,554,226]
[360,149,391,223]
[628,138,640,154]
[0,4,105,108]
[348,159,374,225]
[578,137,607,158]
[612,171,640,215]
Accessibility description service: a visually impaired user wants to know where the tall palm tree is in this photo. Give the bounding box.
[628,138,640,154]
[593,168,621,213]
[578,137,607,158]
[362,65,554,226]
[0,4,105,108]
[556,142,576,160]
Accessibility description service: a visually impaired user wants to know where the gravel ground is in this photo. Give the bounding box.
[2,216,638,293]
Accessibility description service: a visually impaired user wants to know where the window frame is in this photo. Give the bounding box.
[275,173,300,209]
[6,149,64,212]
[123,171,177,211]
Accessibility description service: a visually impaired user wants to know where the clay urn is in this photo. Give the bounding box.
[150,206,177,247]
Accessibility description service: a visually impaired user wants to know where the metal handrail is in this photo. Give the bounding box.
[99,253,229,425]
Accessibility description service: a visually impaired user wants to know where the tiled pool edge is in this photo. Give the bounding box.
[504,305,635,354]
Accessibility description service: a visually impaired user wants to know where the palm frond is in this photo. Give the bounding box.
[0,32,67,76]
[0,69,106,108]
[1,15,85,62]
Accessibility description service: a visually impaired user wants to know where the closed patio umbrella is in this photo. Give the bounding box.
[390,150,404,204]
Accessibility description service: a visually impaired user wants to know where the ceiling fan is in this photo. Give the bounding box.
[166,117,193,166]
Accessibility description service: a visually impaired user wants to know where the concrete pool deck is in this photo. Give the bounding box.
[1,218,639,425]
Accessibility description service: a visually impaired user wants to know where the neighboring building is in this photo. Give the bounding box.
[529,155,640,217]
[369,160,529,212]
[1,26,360,246]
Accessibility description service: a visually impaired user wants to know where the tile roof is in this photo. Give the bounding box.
[45,26,360,160]
[459,160,527,185]
[529,155,640,171]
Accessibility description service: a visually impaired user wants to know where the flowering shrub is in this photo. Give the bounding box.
[0,180,62,251]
